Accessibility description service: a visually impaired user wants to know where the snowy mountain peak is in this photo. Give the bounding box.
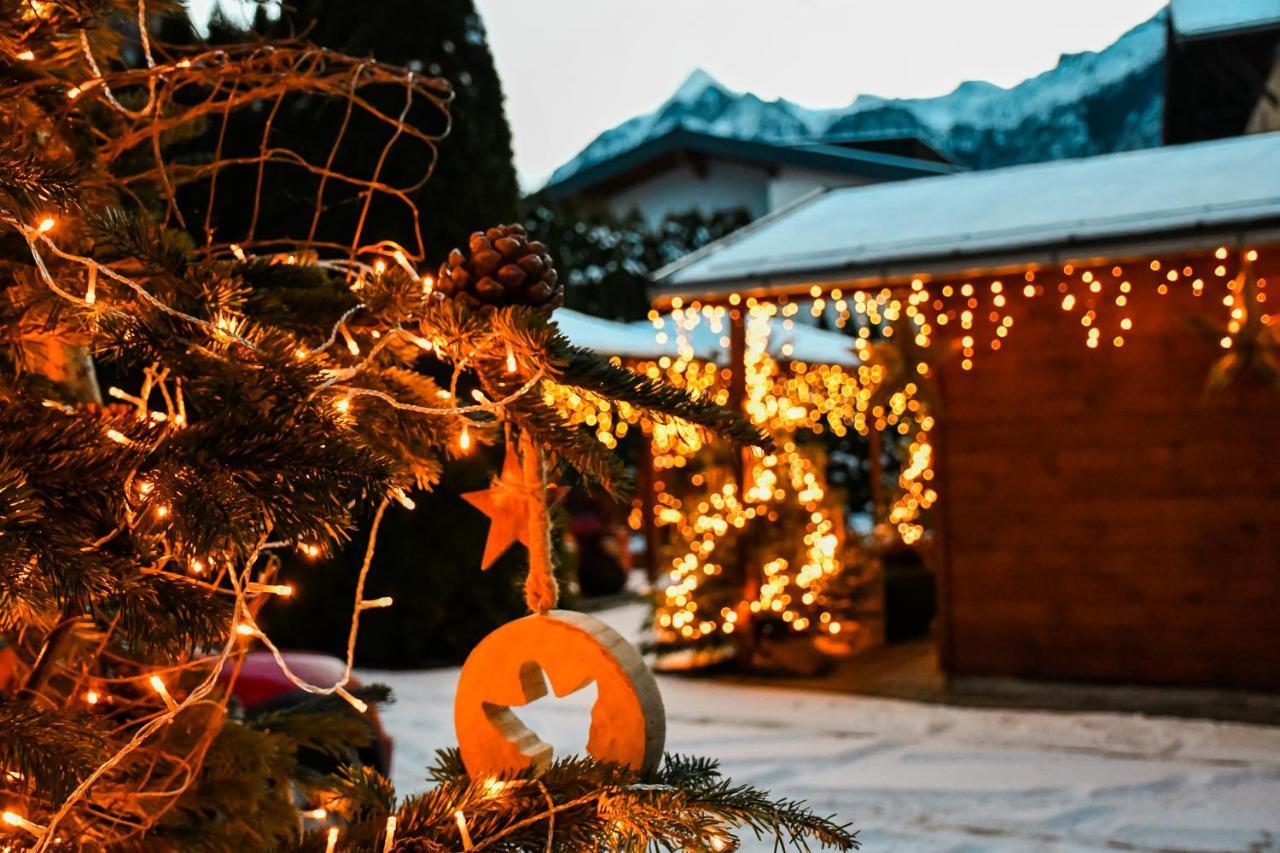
[545,10,1169,188]
[671,68,730,104]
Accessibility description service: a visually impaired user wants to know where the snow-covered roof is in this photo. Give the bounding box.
[555,308,859,367]
[655,133,1280,297]
[1170,0,1280,38]
[554,309,681,361]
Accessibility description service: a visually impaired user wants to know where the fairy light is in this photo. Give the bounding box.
[391,248,417,278]
[149,675,177,712]
[359,596,394,610]
[36,217,56,234]
[458,423,472,452]
[16,50,35,61]
[480,777,508,798]
[335,685,368,714]
[2,811,45,837]
[325,826,340,853]
[229,243,247,262]
[506,343,518,373]
[341,326,360,356]
[455,810,474,850]
[300,808,327,820]
[405,332,434,352]
[245,582,292,597]
[85,689,100,705]
[234,623,259,637]
[382,815,398,852]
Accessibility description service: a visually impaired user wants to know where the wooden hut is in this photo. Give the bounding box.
[651,133,1280,690]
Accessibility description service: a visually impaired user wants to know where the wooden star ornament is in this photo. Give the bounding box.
[463,444,567,570]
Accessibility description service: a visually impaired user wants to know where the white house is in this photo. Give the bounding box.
[541,127,958,228]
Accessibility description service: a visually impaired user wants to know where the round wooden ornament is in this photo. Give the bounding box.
[454,609,666,777]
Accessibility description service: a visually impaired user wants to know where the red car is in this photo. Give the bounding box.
[221,651,394,776]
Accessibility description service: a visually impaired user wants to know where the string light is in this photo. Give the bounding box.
[244,582,292,597]
[325,826,340,853]
[148,676,177,713]
[458,423,472,452]
[335,685,367,714]
[340,325,360,356]
[455,810,474,850]
[383,815,398,852]
[2,811,46,837]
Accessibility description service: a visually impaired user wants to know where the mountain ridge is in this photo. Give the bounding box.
[546,10,1167,187]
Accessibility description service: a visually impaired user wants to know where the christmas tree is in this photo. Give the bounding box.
[0,2,855,849]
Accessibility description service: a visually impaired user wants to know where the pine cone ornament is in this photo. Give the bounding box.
[436,224,562,311]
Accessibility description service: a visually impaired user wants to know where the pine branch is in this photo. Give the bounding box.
[0,700,108,803]
[244,683,391,763]
[111,572,232,655]
[492,307,770,448]
[0,140,80,222]
[305,751,857,852]
[86,207,193,275]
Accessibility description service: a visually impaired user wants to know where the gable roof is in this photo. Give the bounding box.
[1170,0,1280,39]
[542,128,958,200]
[653,133,1280,300]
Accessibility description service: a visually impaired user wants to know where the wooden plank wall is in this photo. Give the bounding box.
[935,252,1280,690]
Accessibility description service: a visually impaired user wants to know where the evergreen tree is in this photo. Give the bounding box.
[0,3,853,849]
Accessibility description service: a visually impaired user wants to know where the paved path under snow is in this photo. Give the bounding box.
[363,605,1280,852]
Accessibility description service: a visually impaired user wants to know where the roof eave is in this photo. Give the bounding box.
[543,128,957,199]
[650,218,1280,306]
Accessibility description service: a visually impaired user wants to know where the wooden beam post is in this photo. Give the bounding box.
[636,437,661,584]
[727,307,759,667]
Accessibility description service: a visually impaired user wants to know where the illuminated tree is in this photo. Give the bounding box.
[0,3,854,850]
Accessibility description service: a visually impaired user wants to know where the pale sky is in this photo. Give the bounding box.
[188,1,1169,185]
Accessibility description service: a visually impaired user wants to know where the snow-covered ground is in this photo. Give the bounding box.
[364,605,1280,852]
